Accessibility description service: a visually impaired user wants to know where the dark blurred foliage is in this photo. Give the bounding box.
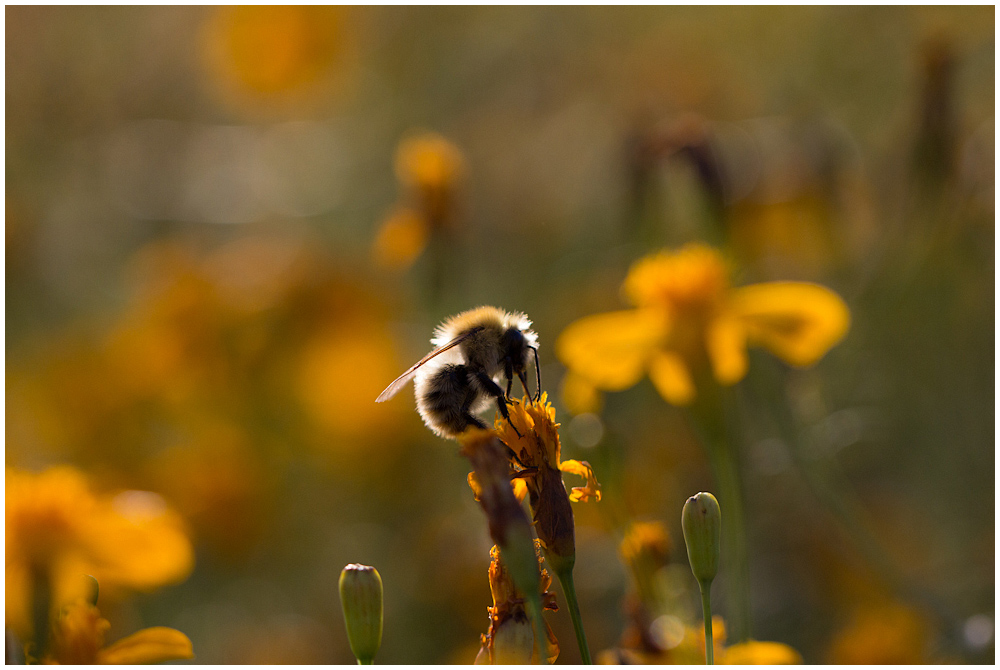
[6,6,994,664]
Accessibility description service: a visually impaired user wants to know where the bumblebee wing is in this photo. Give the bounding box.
[375,327,482,402]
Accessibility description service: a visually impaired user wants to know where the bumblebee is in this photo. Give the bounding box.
[376,306,540,438]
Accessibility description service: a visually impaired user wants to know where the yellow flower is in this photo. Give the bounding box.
[43,599,193,664]
[721,639,803,664]
[371,207,430,271]
[203,6,347,96]
[619,521,671,607]
[5,467,194,639]
[827,603,931,664]
[395,132,466,198]
[557,243,850,406]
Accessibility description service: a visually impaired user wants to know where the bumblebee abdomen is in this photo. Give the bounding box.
[415,364,485,438]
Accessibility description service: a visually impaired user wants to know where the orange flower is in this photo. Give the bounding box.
[5,467,194,639]
[43,599,193,664]
[557,243,850,407]
[827,602,932,664]
[371,207,430,271]
[721,639,803,664]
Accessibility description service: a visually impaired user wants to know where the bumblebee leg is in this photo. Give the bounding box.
[530,346,542,401]
[475,371,521,438]
[504,358,514,400]
[517,370,530,400]
[459,389,487,432]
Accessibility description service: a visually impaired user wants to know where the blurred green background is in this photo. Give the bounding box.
[6,5,994,664]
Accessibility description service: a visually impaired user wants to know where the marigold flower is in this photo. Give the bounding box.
[827,602,931,664]
[204,6,347,96]
[42,598,193,665]
[721,639,803,664]
[556,243,850,406]
[371,207,430,271]
[491,395,601,571]
[5,467,194,639]
[479,544,560,665]
[394,132,466,205]
[619,521,671,608]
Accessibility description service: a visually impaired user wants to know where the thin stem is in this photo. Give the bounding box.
[525,594,549,665]
[702,432,751,642]
[687,383,751,642]
[701,587,714,665]
[554,567,592,664]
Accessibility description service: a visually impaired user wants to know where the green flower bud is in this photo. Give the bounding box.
[339,564,383,664]
[682,492,721,588]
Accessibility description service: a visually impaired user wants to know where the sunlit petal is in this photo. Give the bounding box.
[558,459,602,502]
[648,350,695,406]
[706,310,748,385]
[731,282,850,367]
[97,627,194,664]
[556,310,667,391]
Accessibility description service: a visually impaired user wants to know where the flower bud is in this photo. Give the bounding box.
[339,564,383,664]
[681,492,721,588]
[492,615,535,665]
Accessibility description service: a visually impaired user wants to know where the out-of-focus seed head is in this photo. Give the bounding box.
[681,492,721,588]
[338,564,383,664]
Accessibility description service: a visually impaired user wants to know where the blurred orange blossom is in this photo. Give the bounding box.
[43,599,193,665]
[5,467,194,638]
[557,243,850,407]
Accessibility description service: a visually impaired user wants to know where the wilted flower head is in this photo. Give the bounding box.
[5,467,194,639]
[479,544,559,665]
[42,598,193,665]
[557,243,850,406]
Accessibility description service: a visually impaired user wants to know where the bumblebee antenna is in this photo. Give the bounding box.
[530,346,541,402]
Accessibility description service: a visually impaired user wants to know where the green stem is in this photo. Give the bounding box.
[525,594,549,665]
[688,384,751,642]
[356,659,374,665]
[553,566,592,664]
[703,431,751,642]
[701,587,714,665]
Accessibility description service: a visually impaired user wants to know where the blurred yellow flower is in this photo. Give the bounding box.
[204,6,347,96]
[619,520,672,607]
[372,207,430,271]
[827,602,931,664]
[43,599,193,665]
[721,639,803,664]
[395,132,466,200]
[5,467,194,638]
[557,243,850,406]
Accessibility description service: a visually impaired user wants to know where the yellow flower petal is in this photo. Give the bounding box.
[86,492,194,591]
[556,310,667,391]
[730,282,849,368]
[511,477,528,503]
[559,372,603,416]
[558,460,602,503]
[706,310,748,385]
[648,351,695,406]
[97,627,194,664]
[721,640,802,664]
